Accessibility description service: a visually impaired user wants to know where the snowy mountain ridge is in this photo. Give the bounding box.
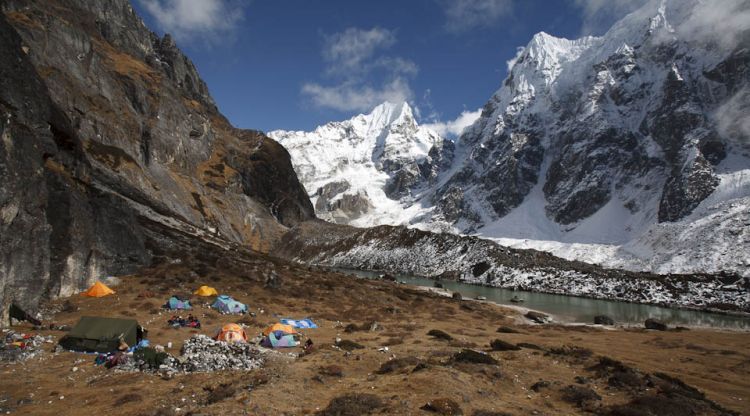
[272,0,750,277]
[269,101,449,226]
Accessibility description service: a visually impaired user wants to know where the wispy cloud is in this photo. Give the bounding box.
[675,0,750,51]
[138,0,244,44]
[439,0,513,33]
[505,46,526,73]
[302,79,413,113]
[572,0,648,36]
[715,87,750,146]
[423,108,482,138]
[323,27,396,74]
[302,27,417,112]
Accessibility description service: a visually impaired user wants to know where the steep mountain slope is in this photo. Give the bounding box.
[269,102,452,225]
[439,0,750,275]
[0,0,313,324]
[276,0,750,276]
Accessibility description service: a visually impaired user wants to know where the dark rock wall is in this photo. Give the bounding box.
[0,0,314,324]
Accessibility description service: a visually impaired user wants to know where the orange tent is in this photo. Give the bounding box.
[81,281,115,297]
[262,323,297,336]
[215,323,248,344]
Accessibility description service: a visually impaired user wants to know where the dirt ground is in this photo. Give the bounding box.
[1,258,748,416]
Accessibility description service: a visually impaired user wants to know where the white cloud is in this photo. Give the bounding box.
[573,0,648,35]
[675,0,750,51]
[505,46,526,73]
[302,79,413,113]
[138,0,244,43]
[423,108,482,138]
[303,27,418,112]
[715,87,750,145]
[323,27,396,74]
[440,0,513,33]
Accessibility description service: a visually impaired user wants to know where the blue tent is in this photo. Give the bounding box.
[163,295,192,310]
[260,330,298,348]
[211,295,247,314]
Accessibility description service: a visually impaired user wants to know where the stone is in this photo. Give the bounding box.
[530,380,551,392]
[645,319,668,331]
[490,339,521,351]
[420,398,463,415]
[525,311,549,324]
[594,315,614,325]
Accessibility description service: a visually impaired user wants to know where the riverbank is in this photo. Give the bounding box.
[276,221,749,313]
[332,267,750,330]
[1,259,749,415]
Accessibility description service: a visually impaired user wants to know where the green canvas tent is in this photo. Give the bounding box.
[58,316,141,353]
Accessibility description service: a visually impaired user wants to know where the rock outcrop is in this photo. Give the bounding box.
[0,0,314,325]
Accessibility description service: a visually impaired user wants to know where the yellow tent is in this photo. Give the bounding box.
[263,323,297,336]
[82,281,115,297]
[194,285,219,296]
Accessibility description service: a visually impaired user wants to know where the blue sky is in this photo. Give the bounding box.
[132,0,645,134]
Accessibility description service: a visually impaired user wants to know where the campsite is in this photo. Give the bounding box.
[1,0,749,413]
[1,258,748,415]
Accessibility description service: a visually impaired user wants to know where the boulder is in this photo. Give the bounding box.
[644,319,668,331]
[490,339,521,351]
[594,315,615,325]
[420,398,463,415]
[525,311,549,324]
[427,329,453,341]
[530,380,551,392]
[453,349,498,365]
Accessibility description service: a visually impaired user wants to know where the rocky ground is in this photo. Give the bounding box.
[0,256,748,416]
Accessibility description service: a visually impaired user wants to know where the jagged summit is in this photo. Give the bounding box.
[363,100,414,129]
[269,101,450,226]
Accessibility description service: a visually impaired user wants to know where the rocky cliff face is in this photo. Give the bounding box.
[0,0,314,324]
[269,102,450,226]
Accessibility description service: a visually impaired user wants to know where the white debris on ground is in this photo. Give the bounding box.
[117,335,267,374]
[175,335,266,372]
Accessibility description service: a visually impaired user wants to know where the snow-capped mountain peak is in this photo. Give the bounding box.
[269,101,452,226]
[272,0,750,277]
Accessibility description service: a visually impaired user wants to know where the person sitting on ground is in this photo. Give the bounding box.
[302,338,314,354]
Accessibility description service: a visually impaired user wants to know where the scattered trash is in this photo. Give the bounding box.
[0,330,54,362]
